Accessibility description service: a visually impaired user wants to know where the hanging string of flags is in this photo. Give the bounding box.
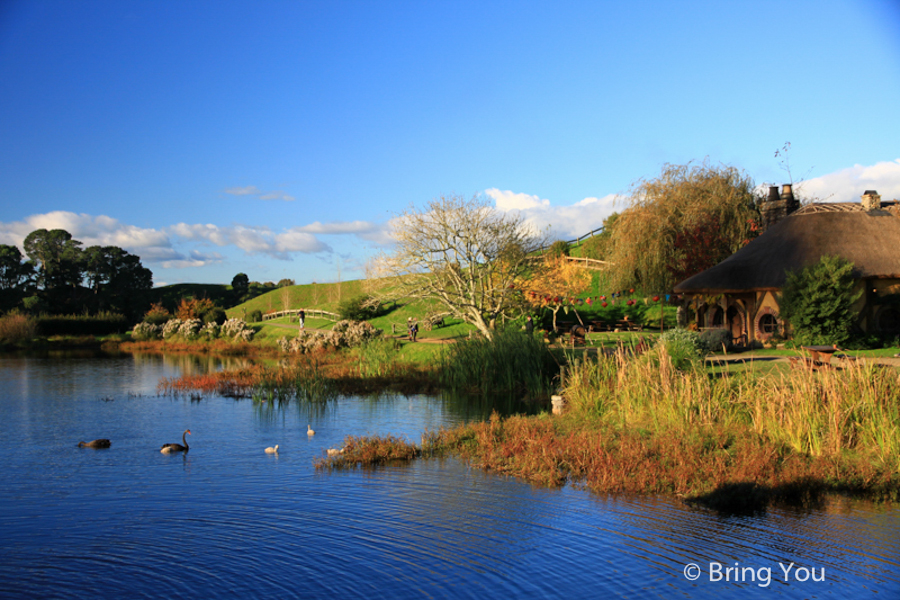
[509,284,679,307]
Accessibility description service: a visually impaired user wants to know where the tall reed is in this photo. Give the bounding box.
[563,347,900,468]
[0,311,37,344]
[439,329,558,398]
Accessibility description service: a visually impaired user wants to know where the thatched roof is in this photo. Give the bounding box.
[674,203,900,293]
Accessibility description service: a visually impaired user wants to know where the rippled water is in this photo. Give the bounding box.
[1,353,898,599]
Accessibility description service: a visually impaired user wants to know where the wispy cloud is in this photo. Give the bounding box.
[223,186,262,196]
[224,185,295,201]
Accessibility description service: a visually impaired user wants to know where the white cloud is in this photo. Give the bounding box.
[485,188,551,211]
[225,185,295,201]
[793,159,900,203]
[484,189,620,240]
[160,250,224,269]
[0,211,174,254]
[259,191,295,201]
[275,229,332,253]
[224,186,262,196]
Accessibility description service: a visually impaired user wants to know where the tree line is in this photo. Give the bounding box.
[0,228,153,320]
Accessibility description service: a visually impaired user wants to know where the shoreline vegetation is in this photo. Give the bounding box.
[315,345,900,514]
[147,326,900,514]
[4,310,899,513]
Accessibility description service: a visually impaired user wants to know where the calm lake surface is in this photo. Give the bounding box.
[1,353,898,599]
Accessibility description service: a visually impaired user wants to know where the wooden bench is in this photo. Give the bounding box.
[615,320,644,332]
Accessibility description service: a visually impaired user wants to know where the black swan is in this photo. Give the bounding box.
[77,439,111,449]
[161,429,191,453]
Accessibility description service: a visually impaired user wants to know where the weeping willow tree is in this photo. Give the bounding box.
[606,160,761,294]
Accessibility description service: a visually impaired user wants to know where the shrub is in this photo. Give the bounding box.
[178,318,203,340]
[162,318,183,339]
[278,320,381,354]
[332,320,382,348]
[0,311,37,344]
[175,297,217,321]
[547,240,570,258]
[657,328,705,369]
[337,294,381,321]
[699,328,732,353]
[201,306,227,325]
[143,302,171,326]
[780,255,861,346]
[221,318,255,341]
[200,322,220,340]
[131,322,161,341]
[248,309,263,323]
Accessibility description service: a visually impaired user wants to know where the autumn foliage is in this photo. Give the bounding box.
[606,160,761,294]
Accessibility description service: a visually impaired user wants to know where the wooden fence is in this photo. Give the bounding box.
[262,308,340,322]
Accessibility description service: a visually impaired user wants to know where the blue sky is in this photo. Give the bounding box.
[1,0,899,287]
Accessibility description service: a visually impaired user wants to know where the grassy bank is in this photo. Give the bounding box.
[316,344,900,512]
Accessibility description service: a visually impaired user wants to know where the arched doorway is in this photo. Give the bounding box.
[726,305,744,345]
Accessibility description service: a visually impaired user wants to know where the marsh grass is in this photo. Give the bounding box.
[158,359,339,403]
[439,329,558,398]
[340,349,899,510]
[0,312,37,344]
[314,434,419,470]
[353,337,402,377]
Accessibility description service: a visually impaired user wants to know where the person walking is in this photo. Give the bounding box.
[411,319,418,342]
[299,309,305,329]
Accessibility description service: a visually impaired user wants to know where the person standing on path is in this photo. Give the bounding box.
[299,309,305,329]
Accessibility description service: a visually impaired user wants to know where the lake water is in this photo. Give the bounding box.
[1,352,898,599]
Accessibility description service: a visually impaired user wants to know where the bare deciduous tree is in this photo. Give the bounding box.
[372,194,546,340]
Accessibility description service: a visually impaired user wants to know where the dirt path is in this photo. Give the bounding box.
[707,352,900,369]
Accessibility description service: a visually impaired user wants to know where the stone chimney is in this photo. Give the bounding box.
[861,190,881,211]
[760,184,800,232]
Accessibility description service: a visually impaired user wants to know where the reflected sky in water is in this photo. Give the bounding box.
[0,353,898,599]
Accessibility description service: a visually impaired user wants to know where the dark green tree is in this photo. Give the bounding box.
[23,229,83,291]
[780,255,862,346]
[0,245,34,311]
[231,272,250,300]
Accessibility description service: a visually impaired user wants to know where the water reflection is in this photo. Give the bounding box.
[0,353,898,599]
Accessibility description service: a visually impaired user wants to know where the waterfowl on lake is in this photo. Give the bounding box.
[265,445,279,454]
[161,429,191,453]
[307,425,315,436]
[327,447,344,457]
[77,439,111,449]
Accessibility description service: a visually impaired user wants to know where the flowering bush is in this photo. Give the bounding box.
[278,320,381,354]
[162,318,183,339]
[332,320,382,348]
[221,318,255,341]
[131,321,161,341]
[178,318,203,340]
[200,321,220,341]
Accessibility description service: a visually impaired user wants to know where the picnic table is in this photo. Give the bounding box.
[801,345,839,364]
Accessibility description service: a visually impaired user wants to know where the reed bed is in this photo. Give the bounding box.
[439,329,558,399]
[0,312,37,344]
[363,348,900,510]
[314,434,420,470]
[157,359,338,403]
[563,346,900,464]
